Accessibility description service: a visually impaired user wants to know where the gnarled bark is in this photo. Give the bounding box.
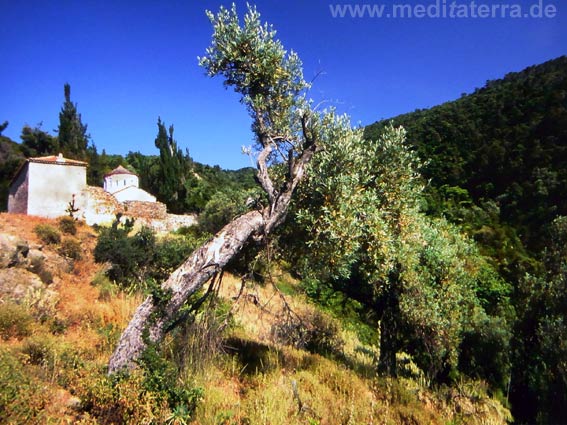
[108,210,264,373]
[108,132,317,373]
[108,4,320,373]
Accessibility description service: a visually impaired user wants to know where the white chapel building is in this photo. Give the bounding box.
[103,165,156,203]
[8,153,88,218]
[6,155,200,230]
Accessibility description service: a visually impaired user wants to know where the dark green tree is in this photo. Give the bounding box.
[126,151,160,195]
[0,125,25,210]
[57,83,90,160]
[86,142,104,186]
[364,56,567,261]
[510,216,567,424]
[154,117,193,213]
[20,124,59,157]
[292,124,512,382]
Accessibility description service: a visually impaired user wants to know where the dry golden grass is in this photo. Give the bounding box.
[216,270,307,342]
[0,213,511,424]
[0,212,56,243]
[0,213,142,422]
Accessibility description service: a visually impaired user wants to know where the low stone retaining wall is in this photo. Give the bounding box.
[76,186,197,232]
[123,200,167,220]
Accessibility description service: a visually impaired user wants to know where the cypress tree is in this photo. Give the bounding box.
[154,117,192,212]
[57,83,89,160]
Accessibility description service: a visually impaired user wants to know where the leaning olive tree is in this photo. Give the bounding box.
[291,124,512,380]
[109,4,342,373]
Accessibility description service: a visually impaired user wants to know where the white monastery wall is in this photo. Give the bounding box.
[27,162,86,218]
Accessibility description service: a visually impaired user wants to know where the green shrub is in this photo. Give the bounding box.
[94,225,155,287]
[151,235,201,281]
[0,348,49,422]
[174,225,202,238]
[138,343,204,420]
[21,334,55,365]
[198,188,251,235]
[59,238,83,260]
[49,316,68,335]
[57,216,77,235]
[0,302,33,340]
[92,270,117,301]
[271,309,344,356]
[94,225,202,290]
[72,366,177,423]
[34,224,61,245]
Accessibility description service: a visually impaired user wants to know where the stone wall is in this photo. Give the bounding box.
[164,213,198,231]
[123,201,167,220]
[77,186,123,225]
[121,201,197,232]
[7,163,28,214]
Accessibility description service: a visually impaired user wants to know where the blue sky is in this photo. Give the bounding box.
[1,0,565,169]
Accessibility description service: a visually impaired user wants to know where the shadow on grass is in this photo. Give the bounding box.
[223,335,377,380]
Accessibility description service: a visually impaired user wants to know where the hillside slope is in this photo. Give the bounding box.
[365,56,567,424]
[0,213,510,423]
[365,56,567,253]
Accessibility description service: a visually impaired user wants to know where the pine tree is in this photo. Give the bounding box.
[20,124,59,157]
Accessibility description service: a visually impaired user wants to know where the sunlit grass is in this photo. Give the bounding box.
[0,213,511,424]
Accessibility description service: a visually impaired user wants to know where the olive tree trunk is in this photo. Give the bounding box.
[108,137,317,374]
[108,210,263,373]
[108,4,321,373]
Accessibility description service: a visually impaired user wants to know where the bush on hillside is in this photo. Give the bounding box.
[59,238,83,260]
[94,225,155,286]
[0,302,33,340]
[94,224,202,290]
[271,309,344,356]
[57,216,77,235]
[34,224,61,245]
[0,348,50,422]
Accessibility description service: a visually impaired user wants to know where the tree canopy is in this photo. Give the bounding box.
[153,117,194,213]
[289,123,512,382]
[365,56,567,257]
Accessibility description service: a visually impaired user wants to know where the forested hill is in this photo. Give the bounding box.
[365,56,567,253]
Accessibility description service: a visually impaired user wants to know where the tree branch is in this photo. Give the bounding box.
[256,141,276,205]
[108,210,265,373]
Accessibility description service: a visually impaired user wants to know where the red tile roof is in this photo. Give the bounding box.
[104,165,137,177]
[29,153,88,166]
[9,153,87,186]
